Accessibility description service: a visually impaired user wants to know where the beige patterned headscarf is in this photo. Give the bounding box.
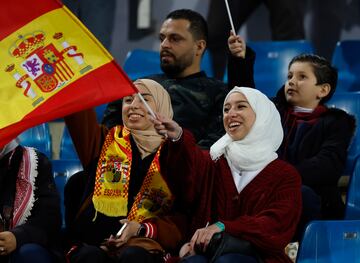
[123,79,173,159]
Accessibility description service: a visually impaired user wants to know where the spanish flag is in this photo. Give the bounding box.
[0,0,136,147]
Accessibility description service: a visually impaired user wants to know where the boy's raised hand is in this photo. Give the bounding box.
[228,30,246,58]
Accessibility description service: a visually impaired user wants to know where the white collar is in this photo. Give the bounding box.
[293,106,314,113]
[227,158,264,193]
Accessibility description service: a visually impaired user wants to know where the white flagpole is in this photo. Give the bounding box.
[224,0,236,34]
[137,93,156,119]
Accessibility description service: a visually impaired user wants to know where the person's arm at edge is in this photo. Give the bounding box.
[227,46,256,90]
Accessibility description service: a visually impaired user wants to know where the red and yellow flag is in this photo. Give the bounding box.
[0,0,136,147]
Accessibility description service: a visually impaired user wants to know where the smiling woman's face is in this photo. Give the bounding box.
[223,92,256,141]
[122,85,156,130]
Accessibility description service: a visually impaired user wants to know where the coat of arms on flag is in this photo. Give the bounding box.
[5,31,93,107]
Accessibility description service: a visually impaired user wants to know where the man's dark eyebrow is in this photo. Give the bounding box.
[160,32,185,39]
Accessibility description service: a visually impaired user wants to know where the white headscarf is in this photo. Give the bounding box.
[210,87,283,171]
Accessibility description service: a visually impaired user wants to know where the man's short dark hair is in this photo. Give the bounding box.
[166,9,208,43]
[289,54,338,103]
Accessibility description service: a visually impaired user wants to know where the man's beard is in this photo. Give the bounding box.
[160,53,193,78]
[160,63,185,77]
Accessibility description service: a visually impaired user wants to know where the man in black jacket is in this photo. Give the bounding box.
[102,9,253,149]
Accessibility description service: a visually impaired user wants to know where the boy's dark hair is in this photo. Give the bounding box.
[288,54,338,104]
[166,9,208,43]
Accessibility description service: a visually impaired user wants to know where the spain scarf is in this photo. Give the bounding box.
[92,126,174,222]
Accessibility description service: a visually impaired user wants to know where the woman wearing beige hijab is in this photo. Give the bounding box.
[64,79,187,263]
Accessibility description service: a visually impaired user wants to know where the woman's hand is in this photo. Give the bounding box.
[228,31,246,58]
[0,231,17,256]
[179,242,196,258]
[153,113,183,141]
[189,223,222,253]
[101,219,140,251]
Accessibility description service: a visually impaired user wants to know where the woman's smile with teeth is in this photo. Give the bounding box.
[229,122,241,130]
[128,113,143,120]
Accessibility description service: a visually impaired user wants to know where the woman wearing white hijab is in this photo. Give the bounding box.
[154,87,302,263]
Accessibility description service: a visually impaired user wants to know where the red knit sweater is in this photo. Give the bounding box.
[175,130,302,263]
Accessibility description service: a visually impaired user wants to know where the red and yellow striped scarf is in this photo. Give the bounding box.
[92,126,174,222]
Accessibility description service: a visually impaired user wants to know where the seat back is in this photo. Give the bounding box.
[224,40,314,97]
[327,92,360,177]
[345,157,360,219]
[297,220,360,263]
[332,40,360,93]
[95,104,108,122]
[123,49,214,80]
[52,159,83,226]
[250,40,314,97]
[59,127,78,160]
[18,123,52,158]
[123,49,161,80]
[200,50,214,77]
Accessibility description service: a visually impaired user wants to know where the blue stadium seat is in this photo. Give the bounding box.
[52,159,83,181]
[200,50,214,77]
[18,123,52,158]
[250,40,314,97]
[123,49,161,80]
[332,40,360,93]
[95,104,107,122]
[327,92,360,177]
[123,48,214,80]
[52,159,83,226]
[345,157,360,219]
[297,220,360,263]
[59,127,78,160]
[224,40,314,97]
